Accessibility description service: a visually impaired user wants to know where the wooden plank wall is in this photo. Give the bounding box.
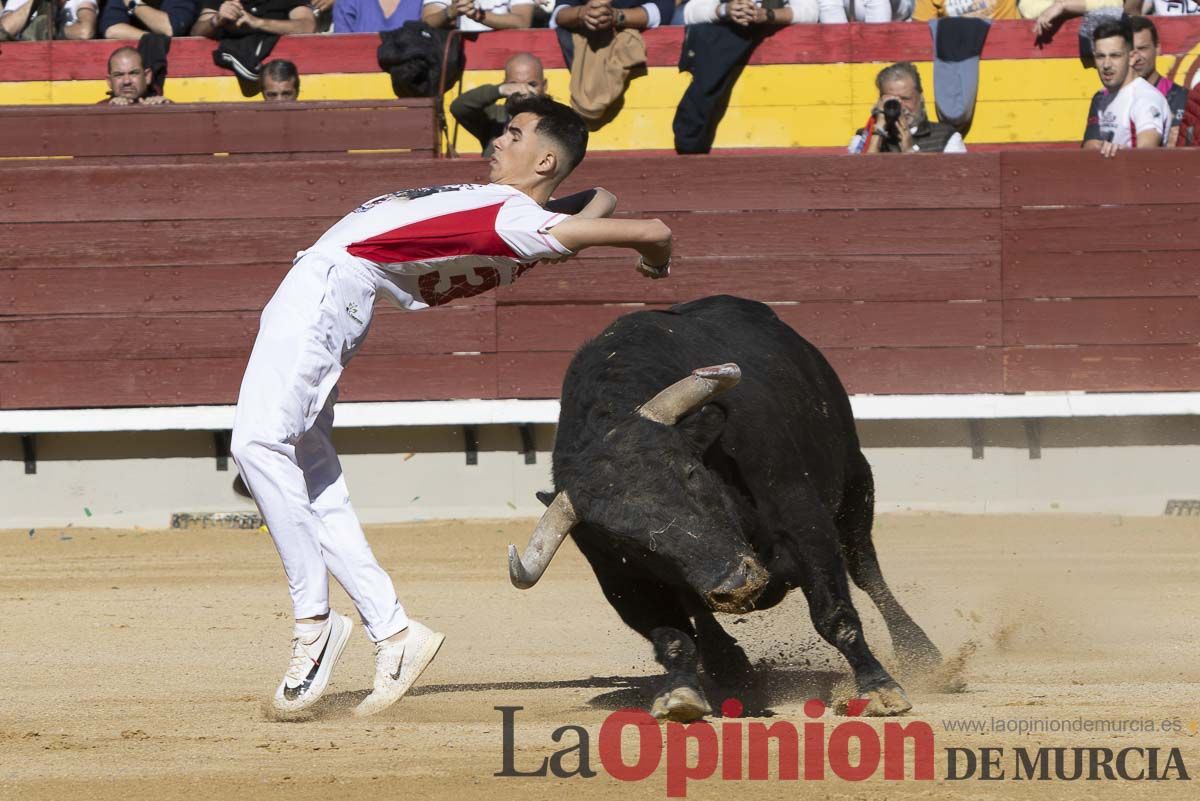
[0,99,436,160]
[2,150,1197,410]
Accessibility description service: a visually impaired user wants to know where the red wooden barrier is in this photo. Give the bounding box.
[1,149,1196,410]
[0,100,436,161]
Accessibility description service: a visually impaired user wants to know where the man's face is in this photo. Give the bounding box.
[262,76,299,102]
[108,52,149,101]
[879,76,924,126]
[504,60,547,99]
[488,112,552,183]
[1094,36,1132,92]
[1130,29,1159,81]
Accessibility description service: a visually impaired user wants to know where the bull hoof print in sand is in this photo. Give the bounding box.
[650,686,712,722]
[861,684,913,717]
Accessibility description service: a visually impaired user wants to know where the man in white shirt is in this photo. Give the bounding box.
[1140,0,1199,15]
[1082,18,1171,157]
[0,0,96,39]
[421,0,535,31]
[231,95,674,720]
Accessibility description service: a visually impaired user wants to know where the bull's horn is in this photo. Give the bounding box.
[637,363,741,425]
[508,491,577,589]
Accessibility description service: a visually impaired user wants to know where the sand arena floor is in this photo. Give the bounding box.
[2,514,1198,801]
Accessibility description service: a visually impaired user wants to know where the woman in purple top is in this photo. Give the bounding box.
[334,0,423,31]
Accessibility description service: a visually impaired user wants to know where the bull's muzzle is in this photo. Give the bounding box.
[705,556,769,614]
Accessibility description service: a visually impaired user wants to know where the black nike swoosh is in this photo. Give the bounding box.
[390,647,406,681]
[283,627,334,701]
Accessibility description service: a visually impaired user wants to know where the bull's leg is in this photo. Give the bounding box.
[788,501,912,716]
[835,453,941,674]
[647,625,712,722]
[691,608,770,715]
[575,543,711,722]
[692,608,754,687]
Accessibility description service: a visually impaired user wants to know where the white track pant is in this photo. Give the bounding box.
[231,253,408,642]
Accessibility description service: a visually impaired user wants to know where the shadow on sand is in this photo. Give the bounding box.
[266,666,849,722]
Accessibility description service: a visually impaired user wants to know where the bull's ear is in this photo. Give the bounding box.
[535,490,555,507]
[678,404,727,455]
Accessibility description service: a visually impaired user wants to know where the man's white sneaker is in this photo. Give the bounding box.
[353,621,445,718]
[272,612,353,714]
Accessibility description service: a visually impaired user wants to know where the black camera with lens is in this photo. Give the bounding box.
[882,98,902,135]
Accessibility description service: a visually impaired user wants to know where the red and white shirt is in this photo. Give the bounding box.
[303,183,573,310]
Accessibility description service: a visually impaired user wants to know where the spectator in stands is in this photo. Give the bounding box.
[672,1,816,154]
[551,0,672,124]
[0,0,42,40]
[1023,0,1133,39]
[915,0,1019,19]
[102,46,172,104]
[101,0,197,38]
[422,0,535,30]
[1129,15,1186,146]
[1,0,88,39]
[333,0,421,31]
[551,0,673,32]
[808,0,914,21]
[1138,0,1199,17]
[1179,81,1200,146]
[261,59,301,101]
[849,61,966,153]
[450,52,546,155]
[191,0,316,39]
[1083,18,1170,157]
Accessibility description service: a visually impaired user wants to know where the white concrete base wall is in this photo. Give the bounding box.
[1,417,1198,529]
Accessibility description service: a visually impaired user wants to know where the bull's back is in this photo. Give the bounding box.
[559,295,860,473]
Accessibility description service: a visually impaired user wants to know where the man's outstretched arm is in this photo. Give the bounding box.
[545,188,617,218]
[549,216,672,277]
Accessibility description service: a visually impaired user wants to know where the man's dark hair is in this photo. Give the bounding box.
[506,94,588,173]
[1130,15,1158,47]
[107,46,142,74]
[1093,18,1133,48]
[263,60,301,92]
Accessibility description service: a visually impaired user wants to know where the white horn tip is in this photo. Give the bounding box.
[693,363,741,382]
[507,543,536,590]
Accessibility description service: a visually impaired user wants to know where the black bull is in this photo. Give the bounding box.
[508,295,941,721]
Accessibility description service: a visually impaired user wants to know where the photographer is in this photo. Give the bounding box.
[450,52,547,155]
[849,62,966,154]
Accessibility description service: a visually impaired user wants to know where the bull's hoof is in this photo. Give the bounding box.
[860,684,912,717]
[650,686,712,722]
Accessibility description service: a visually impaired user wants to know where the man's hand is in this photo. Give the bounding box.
[309,0,333,12]
[139,95,172,105]
[1099,139,1121,158]
[463,0,486,22]
[451,0,475,20]
[218,0,243,23]
[1032,0,1063,38]
[499,81,538,98]
[583,0,614,31]
[108,96,135,106]
[728,0,757,26]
